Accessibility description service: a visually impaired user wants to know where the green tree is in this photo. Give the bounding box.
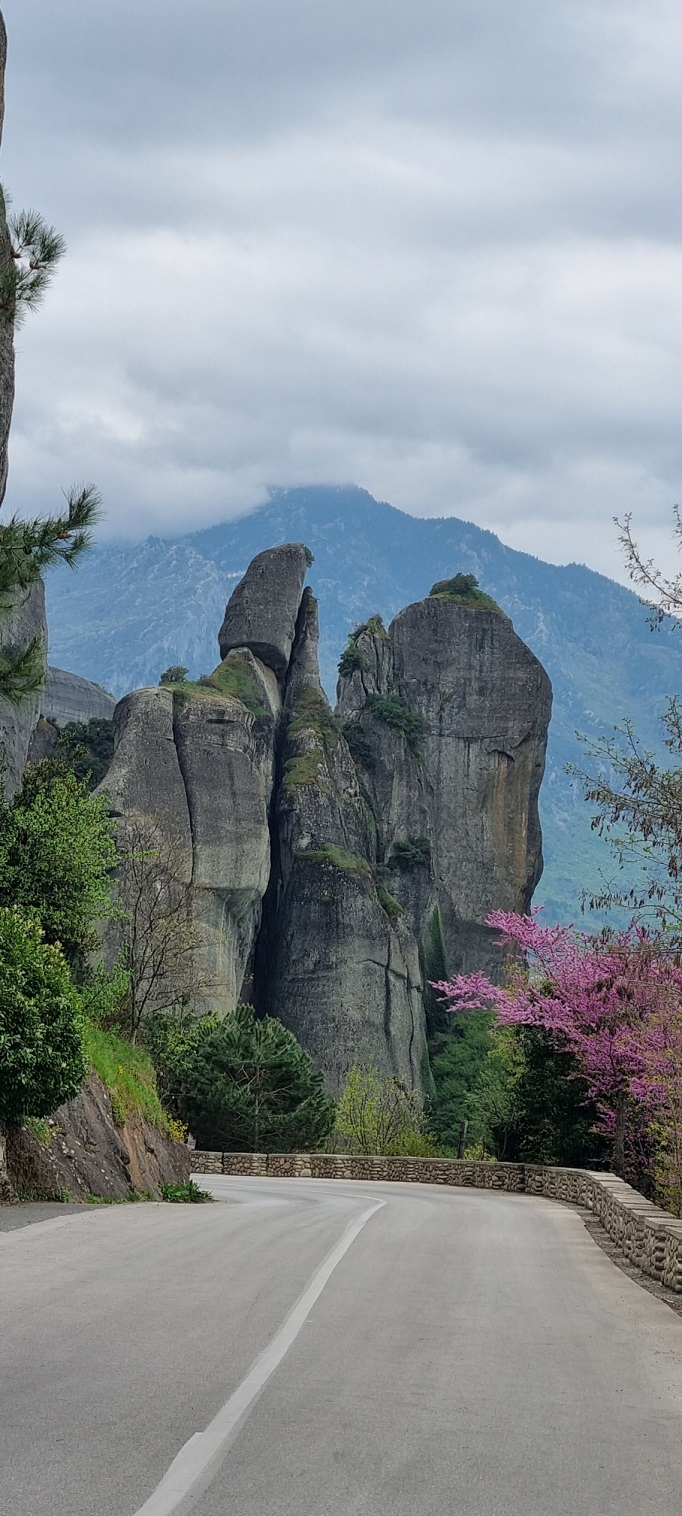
[56,716,115,789]
[0,759,117,967]
[148,1004,335,1153]
[159,665,188,685]
[0,906,86,1128]
[334,1064,439,1156]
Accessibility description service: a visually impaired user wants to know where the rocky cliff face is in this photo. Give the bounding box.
[337,590,552,984]
[101,549,551,1094]
[0,581,48,798]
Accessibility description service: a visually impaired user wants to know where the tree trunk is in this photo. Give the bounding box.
[613,1097,627,1176]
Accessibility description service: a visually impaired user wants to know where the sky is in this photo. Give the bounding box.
[1,0,682,580]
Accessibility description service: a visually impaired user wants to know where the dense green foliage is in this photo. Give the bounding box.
[160,1179,210,1203]
[56,717,115,789]
[428,1019,607,1166]
[429,572,502,613]
[0,760,117,966]
[335,1065,441,1156]
[159,665,188,684]
[0,907,86,1127]
[147,1003,336,1153]
[366,694,427,749]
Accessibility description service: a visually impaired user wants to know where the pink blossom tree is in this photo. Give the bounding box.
[433,911,682,1202]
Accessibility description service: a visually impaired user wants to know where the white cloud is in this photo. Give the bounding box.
[2,0,682,580]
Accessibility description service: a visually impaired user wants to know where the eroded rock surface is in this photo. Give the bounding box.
[337,591,552,982]
[0,581,47,799]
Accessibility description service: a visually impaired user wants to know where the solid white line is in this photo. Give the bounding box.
[131,1197,386,1516]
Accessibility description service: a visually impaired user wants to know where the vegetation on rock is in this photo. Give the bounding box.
[306,843,373,882]
[159,665,188,685]
[429,573,502,614]
[389,836,431,870]
[366,693,427,750]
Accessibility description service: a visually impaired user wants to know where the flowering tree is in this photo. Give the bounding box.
[433,910,682,1204]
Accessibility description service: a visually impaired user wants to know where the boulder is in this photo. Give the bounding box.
[218,543,310,679]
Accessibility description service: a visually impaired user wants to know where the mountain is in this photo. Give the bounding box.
[44,485,682,922]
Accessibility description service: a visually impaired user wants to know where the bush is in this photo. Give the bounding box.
[149,1004,336,1153]
[0,760,117,966]
[334,1065,438,1155]
[160,1179,210,1203]
[159,665,188,685]
[341,721,375,770]
[366,695,427,749]
[0,907,86,1127]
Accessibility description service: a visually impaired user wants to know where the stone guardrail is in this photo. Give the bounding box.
[191,1150,682,1293]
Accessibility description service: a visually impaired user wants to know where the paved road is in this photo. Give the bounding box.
[2,1176,682,1516]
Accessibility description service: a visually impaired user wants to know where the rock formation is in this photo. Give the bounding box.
[101,548,552,1096]
[0,582,47,798]
[336,587,552,984]
[41,666,116,726]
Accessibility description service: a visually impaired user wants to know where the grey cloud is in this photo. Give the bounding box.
[1,0,682,581]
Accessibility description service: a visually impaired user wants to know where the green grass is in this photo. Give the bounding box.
[168,653,269,717]
[282,686,340,797]
[289,685,340,747]
[84,1022,171,1131]
[376,884,403,919]
[24,1116,51,1144]
[307,844,374,882]
[160,1179,211,1203]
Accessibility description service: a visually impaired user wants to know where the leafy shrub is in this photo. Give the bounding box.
[334,1065,439,1156]
[338,644,365,678]
[149,1003,336,1153]
[160,1179,210,1203]
[0,760,117,965]
[0,907,86,1127]
[366,695,427,748]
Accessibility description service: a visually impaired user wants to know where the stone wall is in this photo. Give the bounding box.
[191,1151,682,1293]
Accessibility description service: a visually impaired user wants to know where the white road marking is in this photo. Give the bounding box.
[131,1197,386,1516]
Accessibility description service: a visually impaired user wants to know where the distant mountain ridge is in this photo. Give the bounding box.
[44,485,682,922]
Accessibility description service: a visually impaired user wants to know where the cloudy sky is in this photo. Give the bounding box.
[1,1,681,578]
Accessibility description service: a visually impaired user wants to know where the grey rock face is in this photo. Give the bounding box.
[218,543,310,678]
[0,581,47,798]
[262,591,427,1095]
[337,596,552,982]
[100,654,280,1017]
[42,666,116,727]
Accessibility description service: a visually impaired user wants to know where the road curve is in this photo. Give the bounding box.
[2,1175,682,1515]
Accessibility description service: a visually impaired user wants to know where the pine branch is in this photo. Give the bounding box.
[0,636,45,705]
[0,484,102,597]
[0,196,66,328]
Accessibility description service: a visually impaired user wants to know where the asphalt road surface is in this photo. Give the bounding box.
[2,1176,682,1516]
